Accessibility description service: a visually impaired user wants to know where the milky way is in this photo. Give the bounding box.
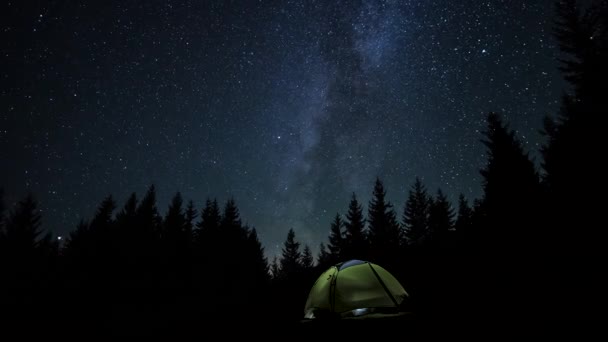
[1,0,564,257]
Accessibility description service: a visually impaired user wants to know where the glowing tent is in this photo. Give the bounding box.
[304,260,409,319]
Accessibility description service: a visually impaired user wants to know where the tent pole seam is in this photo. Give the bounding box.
[368,263,399,307]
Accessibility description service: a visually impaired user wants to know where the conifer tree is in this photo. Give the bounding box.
[342,193,367,261]
[402,178,431,246]
[367,178,400,268]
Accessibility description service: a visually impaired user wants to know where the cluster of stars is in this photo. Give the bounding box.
[1,0,563,256]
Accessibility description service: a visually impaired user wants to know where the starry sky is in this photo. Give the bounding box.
[1,0,564,257]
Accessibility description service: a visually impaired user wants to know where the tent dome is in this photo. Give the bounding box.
[304,260,409,319]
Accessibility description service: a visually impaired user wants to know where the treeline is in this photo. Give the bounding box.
[0,0,606,328]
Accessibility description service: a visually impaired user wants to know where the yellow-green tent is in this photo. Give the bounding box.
[304,260,409,319]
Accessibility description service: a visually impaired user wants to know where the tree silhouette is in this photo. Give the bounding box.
[279,228,302,279]
[0,194,59,322]
[316,242,331,271]
[552,0,607,103]
[244,227,269,283]
[195,198,221,242]
[137,185,162,237]
[162,193,186,243]
[116,192,137,224]
[184,199,196,239]
[402,178,431,247]
[220,198,247,271]
[2,194,43,252]
[220,198,242,231]
[217,198,245,279]
[454,194,473,234]
[301,245,314,270]
[327,213,344,264]
[65,195,117,284]
[161,192,189,285]
[192,198,221,305]
[64,219,89,266]
[275,228,307,321]
[0,194,53,288]
[427,189,455,245]
[480,113,540,242]
[90,195,116,230]
[129,185,162,283]
[270,255,281,280]
[540,0,607,318]
[542,0,607,224]
[479,112,542,317]
[367,178,401,270]
[238,226,270,318]
[342,193,367,261]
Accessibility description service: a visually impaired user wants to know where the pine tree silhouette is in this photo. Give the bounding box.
[270,255,281,280]
[455,194,473,234]
[427,189,455,245]
[245,227,270,283]
[276,228,306,320]
[116,192,137,226]
[342,193,367,261]
[161,192,189,286]
[480,113,540,242]
[479,112,542,317]
[300,244,317,301]
[76,196,116,280]
[162,193,186,244]
[219,198,247,271]
[301,245,314,270]
[367,178,400,270]
[195,198,221,242]
[132,185,162,283]
[192,198,221,309]
[540,0,607,318]
[542,0,607,221]
[279,228,302,279]
[402,178,431,247]
[137,185,162,238]
[316,242,331,271]
[327,213,344,264]
[217,198,245,291]
[184,199,196,241]
[0,194,59,321]
[0,194,51,288]
[238,226,270,319]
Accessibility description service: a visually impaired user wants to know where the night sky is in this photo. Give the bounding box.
[1,0,564,257]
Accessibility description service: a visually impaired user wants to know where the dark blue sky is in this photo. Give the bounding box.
[1,0,564,257]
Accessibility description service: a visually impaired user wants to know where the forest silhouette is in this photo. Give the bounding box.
[1,0,605,335]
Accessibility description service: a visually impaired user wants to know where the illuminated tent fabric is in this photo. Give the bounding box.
[304,260,409,319]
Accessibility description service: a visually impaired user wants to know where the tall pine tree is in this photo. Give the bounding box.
[402,178,431,246]
[301,245,314,270]
[455,194,473,233]
[316,243,331,271]
[367,178,400,270]
[327,213,344,264]
[427,189,455,244]
[0,195,49,286]
[342,193,367,261]
[542,0,606,224]
[478,112,541,316]
[184,199,196,241]
[162,192,186,245]
[539,0,607,317]
[278,228,302,281]
[480,113,540,244]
